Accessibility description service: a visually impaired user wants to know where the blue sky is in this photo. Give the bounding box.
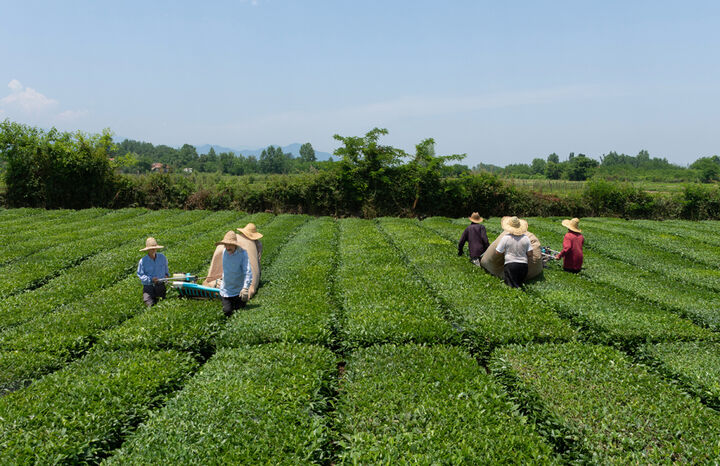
[1,0,718,166]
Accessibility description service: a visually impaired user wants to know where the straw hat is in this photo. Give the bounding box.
[468,212,484,224]
[562,218,582,233]
[501,216,528,236]
[237,223,263,240]
[215,230,238,246]
[140,237,164,251]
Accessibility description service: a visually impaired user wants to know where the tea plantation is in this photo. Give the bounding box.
[1,208,719,464]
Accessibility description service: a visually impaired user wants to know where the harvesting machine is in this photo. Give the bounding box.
[161,273,220,299]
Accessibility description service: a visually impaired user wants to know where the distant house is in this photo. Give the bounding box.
[183,167,194,173]
[151,163,169,173]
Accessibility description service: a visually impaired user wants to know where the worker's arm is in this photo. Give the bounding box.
[458,228,469,256]
[556,234,572,259]
[242,251,253,290]
[137,259,152,285]
[162,254,170,278]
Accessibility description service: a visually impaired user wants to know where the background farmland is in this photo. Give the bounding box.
[1,209,719,463]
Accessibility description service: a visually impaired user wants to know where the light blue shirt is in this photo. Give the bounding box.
[137,253,169,285]
[220,248,252,297]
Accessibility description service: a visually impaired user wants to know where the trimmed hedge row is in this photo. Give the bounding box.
[98,299,225,358]
[0,208,89,237]
[379,218,575,355]
[527,269,715,349]
[583,217,720,267]
[336,344,557,463]
[529,218,720,331]
[0,350,65,395]
[0,212,247,379]
[218,217,338,347]
[490,342,720,463]
[576,219,720,292]
[338,218,457,348]
[639,341,720,410]
[0,208,111,265]
[0,208,159,298]
[586,217,720,250]
[105,344,336,464]
[0,349,198,464]
[0,209,203,330]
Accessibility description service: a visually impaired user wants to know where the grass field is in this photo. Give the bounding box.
[504,177,692,195]
[0,209,719,463]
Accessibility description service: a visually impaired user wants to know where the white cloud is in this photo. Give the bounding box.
[0,79,58,114]
[0,79,90,126]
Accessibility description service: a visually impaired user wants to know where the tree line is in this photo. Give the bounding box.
[1,119,719,219]
[475,150,720,183]
[111,140,329,175]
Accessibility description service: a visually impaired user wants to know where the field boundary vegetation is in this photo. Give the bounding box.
[2,120,720,218]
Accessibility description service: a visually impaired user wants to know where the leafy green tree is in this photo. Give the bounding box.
[564,154,599,181]
[545,161,562,179]
[547,153,559,164]
[407,138,465,211]
[333,128,406,214]
[299,142,316,162]
[531,158,547,175]
[259,146,291,174]
[691,156,720,183]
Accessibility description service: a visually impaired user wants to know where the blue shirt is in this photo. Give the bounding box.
[220,248,252,297]
[137,253,169,285]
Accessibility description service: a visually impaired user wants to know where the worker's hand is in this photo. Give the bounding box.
[152,277,159,284]
[240,288,249,302]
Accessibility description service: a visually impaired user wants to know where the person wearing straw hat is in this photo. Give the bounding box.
[137,237,170,307]
[458,212,489,266]
[237,222,264,282]
[216,230,253,317]
[495,216,533,288]
[556,218,584,273]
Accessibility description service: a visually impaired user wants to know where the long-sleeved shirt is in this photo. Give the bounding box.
[220,248,253,298]
[137,253,169,285]
[557,231,584,271]
[458,223,490,258]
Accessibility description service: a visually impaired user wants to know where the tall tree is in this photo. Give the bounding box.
[299,142,316,162]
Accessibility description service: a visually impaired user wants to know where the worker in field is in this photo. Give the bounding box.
[555,218,584,273]
[495,216,533,288]
[458,212,489,266]
[237,222,264,283]
[216,231,253,317]
[137,237,170,307]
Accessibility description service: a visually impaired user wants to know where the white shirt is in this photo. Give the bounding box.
[496,234,532,265]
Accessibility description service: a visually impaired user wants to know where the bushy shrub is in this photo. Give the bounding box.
[0,121,118,208]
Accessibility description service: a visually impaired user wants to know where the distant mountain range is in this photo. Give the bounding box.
[195,143,334,161]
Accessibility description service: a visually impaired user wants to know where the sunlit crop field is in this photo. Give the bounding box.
[1,208,719,463]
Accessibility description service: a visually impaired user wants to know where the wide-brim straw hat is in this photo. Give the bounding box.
[140,237,164,251]
[237,223,263,240]
[501,216,528,236]
[562,218,582,233]
[215,230,238,246]
[468,212,484,224]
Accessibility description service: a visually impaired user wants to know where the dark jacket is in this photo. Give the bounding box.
[458,223,489,258]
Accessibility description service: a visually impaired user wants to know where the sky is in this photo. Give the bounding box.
[1,0,719,167]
